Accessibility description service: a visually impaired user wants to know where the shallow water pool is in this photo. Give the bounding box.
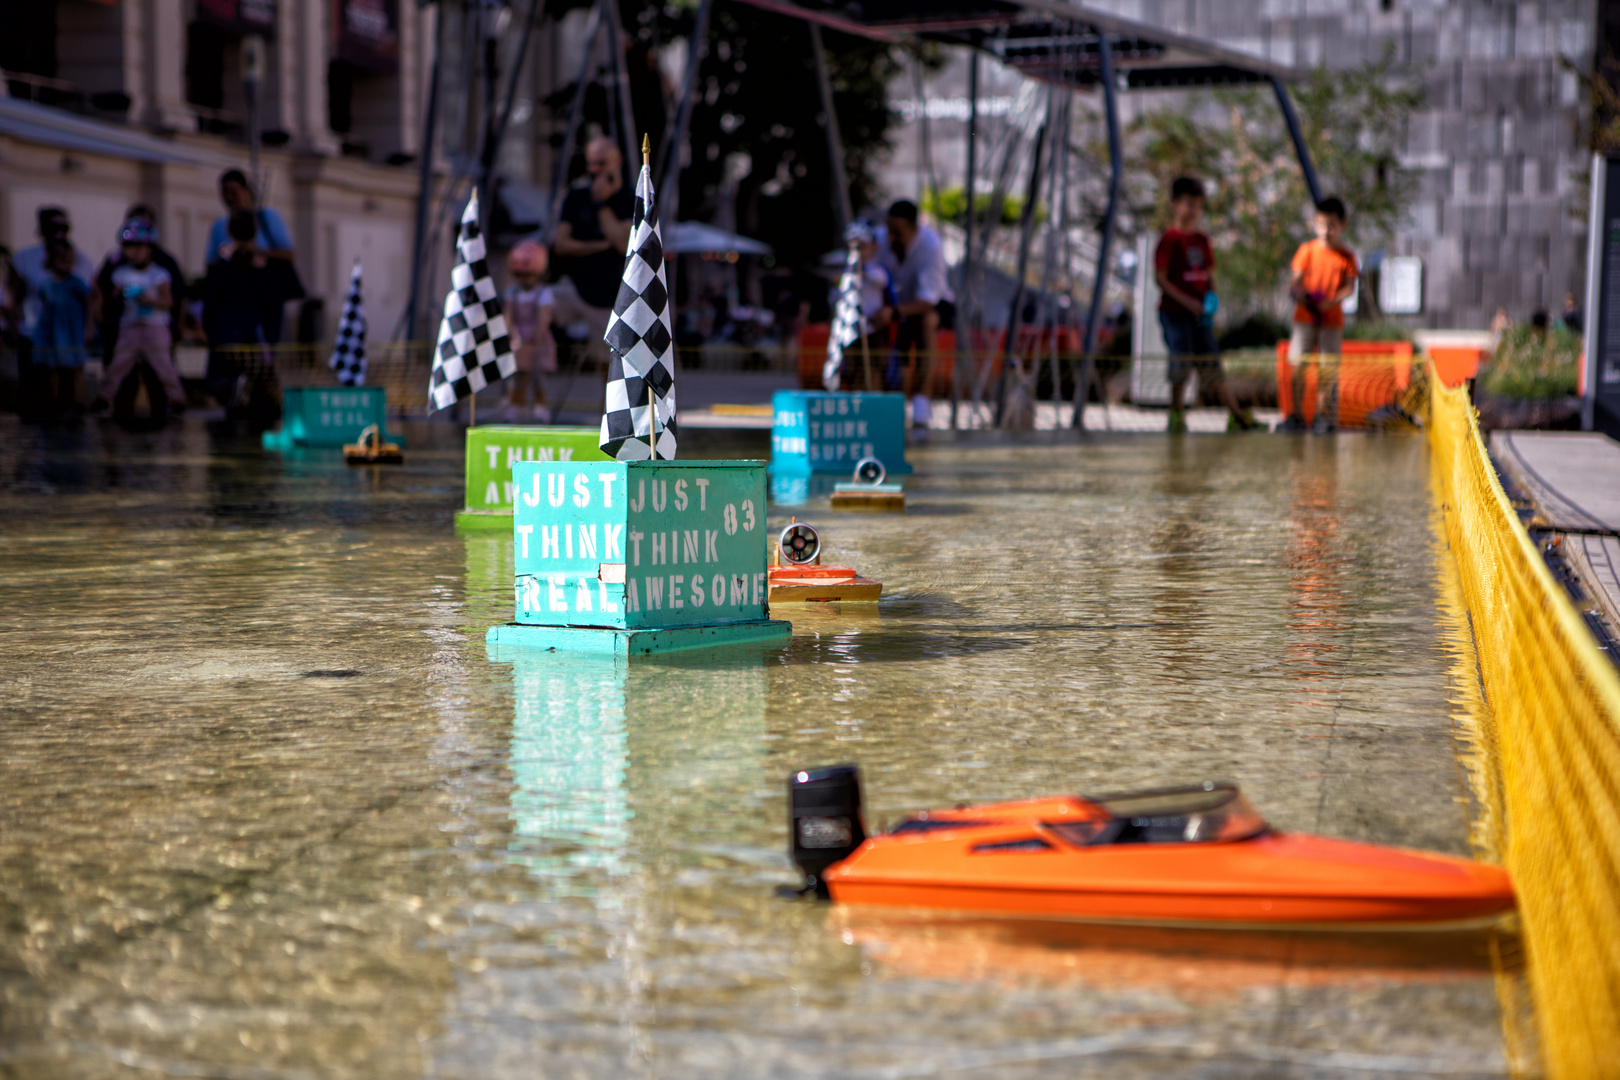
[0,418,1507,1078]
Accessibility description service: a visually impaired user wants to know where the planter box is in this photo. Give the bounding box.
[264,386,392,448]
[488,459,790,652]
[1275,340,1415,427]
[770,390,910,475]
[457,425,610,531]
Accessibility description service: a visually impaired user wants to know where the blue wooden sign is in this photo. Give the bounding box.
[769,390,910,475]
[265,387,392,448]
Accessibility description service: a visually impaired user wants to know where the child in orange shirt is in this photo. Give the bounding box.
[1286,197,1358,431]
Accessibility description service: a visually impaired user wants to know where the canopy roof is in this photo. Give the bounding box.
[733,0,1294,89]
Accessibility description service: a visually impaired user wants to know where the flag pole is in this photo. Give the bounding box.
[856,239,874,390]
[643,133,657,461]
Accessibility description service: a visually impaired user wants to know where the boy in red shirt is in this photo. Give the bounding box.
[1154,177,1256,433]
[1286,196,1359,431]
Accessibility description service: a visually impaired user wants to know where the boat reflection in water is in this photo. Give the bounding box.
[834,908,1518,997]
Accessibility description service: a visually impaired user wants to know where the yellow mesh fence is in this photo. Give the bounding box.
[1429,365,1620,1077]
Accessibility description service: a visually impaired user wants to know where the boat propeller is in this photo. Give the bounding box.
[778,522,820,566]
[788,764,867,898]
[853,457,886,485]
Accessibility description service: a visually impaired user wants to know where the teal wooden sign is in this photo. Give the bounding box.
[770,390,910,475]
[460,426,610,529]
[267,387,391,447]
[510,460,769,630]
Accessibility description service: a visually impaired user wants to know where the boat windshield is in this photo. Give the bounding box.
[1045,784,1267,846]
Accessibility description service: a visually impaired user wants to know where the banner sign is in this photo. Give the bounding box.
[196,0,277,36]
[334,0,400,74]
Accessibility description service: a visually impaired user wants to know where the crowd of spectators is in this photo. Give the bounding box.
[0,168,297,425]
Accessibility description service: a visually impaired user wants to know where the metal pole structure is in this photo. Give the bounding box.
[656,0,716,319]
[1075,32,1120,431]
[602,0,639,176]
[241,36,265,202]
[480,0,544,230]
[810,23,854,232]
[477,3,506,232]
[1582,153,1606,431]
[545,6,604,243]
[404,7,444,340]
[1033,86,1065,424]
[995,119,1046,427]
[657,0,714,198]
[953,49,978,430]
[1272,76,1322,206]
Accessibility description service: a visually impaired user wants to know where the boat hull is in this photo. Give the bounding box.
[825,832,1515,928]
[768,565,882,603]
[769,577,883,603]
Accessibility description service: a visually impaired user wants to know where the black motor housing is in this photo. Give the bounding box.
[789,765,866,898]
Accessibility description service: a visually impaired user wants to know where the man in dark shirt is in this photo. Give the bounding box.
[551,137,636,368]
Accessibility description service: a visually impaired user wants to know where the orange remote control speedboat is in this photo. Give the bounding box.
[768,522,882,603]
[788,767,1515,929]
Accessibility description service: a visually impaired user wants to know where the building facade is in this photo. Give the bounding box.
[0,0,589,343]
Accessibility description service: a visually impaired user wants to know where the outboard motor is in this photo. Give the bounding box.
[789,765,866,898]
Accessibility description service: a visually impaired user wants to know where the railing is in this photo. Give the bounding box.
[1430,363,1620,1077]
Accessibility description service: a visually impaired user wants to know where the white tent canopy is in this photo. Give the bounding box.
[666,221,772,256]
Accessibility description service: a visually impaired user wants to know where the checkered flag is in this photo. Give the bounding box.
[429,191,515,412]
[328,261,366,385]
[823,240,862,391]
[599,159,677,460]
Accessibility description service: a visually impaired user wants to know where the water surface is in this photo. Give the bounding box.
[0,419,1505,1078]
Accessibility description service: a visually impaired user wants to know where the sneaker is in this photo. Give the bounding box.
[1167,410,1188,434]
[1227,410,1262,432]
[1279,413,1308,433]
[1311,414,1337,435]
[532,405,552,423]
[88,398,112,418]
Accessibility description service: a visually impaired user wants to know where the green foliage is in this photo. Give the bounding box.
[1483,324,1582,400]
[1343,319,1414,342]
[1120,49,1422,320]
[922,186,1037,226]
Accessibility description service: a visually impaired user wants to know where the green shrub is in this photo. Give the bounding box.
[921,186,1040,226]
[1482,324,1581,399]
[1344,318,1414,343]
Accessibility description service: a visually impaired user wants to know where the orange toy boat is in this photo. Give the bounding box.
[788,768,1515,930]
[768,522,882,603]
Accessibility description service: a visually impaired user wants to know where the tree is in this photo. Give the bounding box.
[545,0,907,273]
[1115,49,1422,319]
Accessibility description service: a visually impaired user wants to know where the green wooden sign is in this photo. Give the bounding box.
[459,426,610,529]
[509,460,769,630]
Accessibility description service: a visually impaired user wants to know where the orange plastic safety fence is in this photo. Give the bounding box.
[1429,366,1620,1077]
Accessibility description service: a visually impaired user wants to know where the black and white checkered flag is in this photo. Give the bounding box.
[328,261,366,386]
[599,160,677,460]
[429,191,515,412]
[823,240,862,391]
